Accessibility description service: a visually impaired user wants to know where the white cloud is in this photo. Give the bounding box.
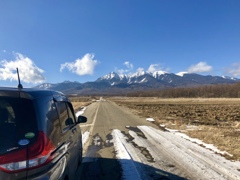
[0,53,45,84]
[188,62,212,73]
[115,68,125,75]
[226,63,240,77]
[124,61,133,70]
[131,67,145,77]
[147,64,163,73]
[136,67,145,73]
[116,61,134,74]
[60,53,98,75]
[116,63,169,76]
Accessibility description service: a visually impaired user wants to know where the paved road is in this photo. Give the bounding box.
[75,100,163,179]
[74,100,240,180]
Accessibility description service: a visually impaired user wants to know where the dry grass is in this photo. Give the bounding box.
[69,96,94,112]
[110,97,240,161]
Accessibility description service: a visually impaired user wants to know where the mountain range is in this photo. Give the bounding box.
[36,71,239,95]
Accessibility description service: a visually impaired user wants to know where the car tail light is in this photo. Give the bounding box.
[0,131,56,173]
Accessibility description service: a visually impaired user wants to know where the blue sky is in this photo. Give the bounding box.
[0,0,240,87]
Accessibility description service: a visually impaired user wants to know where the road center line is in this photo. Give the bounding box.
[89,102,100,133]
[82,102,100,155]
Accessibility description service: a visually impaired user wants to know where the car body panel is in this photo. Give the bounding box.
[0,87,86,180]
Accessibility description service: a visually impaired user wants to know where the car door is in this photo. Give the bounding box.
[55,101,79,178]
[65,102,82,165]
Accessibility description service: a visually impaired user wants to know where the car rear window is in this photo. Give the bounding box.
[0,97,37,155]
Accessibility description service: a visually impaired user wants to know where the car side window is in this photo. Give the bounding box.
[56,102,75,132]
[45,100,61,138]
[66,103,76,124]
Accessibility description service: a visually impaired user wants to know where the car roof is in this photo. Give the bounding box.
[0,87,64,100]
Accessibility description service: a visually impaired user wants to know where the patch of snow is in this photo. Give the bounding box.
[176,72,188,77]
[165,128,179,132]
[127,79,132,84]
[222,76,236,80]
[174,131,233,157]
[119,74,128,80]
[111,125,240,179]
[102,72,119,80]
[138,126,240,179]
[152,71,167,78]
[139,78,148,83]
[111,129,141,180]
[93,136,101,146]
[146,118,155,122]
[75,107,86,117]
[159,124,166,128]
[130,70,147,78]
[82,131,90,146]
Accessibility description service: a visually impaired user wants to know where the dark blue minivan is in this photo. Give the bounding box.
[0,87,87,180]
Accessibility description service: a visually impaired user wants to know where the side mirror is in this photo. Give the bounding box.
[77,115,87,123]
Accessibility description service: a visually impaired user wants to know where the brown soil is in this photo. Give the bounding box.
[69,96,95,112]
[109,97,240,161]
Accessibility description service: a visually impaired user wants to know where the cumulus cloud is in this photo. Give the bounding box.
[0,53,45,84]
[116,61,134,74]
[131,67,145,76]
[136,67,144,72]
[187,62,212,73]
[124,61,133,70]
[116,62,169,75]
[226,63,240,77]
[60,53,98,75]
[147,64,165,73]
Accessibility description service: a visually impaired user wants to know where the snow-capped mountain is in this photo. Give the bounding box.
[36,71,239,95]
[152,70,168,78]
[97,72,129,85]
[222,76,238,80]
[96,71,163,85]
[96,71,238,86]
[37,81,81,91]
[37,83,54,89]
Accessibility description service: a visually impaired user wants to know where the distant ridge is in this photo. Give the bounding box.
[36,71,239,95]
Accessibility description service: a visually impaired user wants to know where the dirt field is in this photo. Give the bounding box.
[69,96,95,112]
[109,97,240,161]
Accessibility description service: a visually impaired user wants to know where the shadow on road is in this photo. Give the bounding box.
[75,157,186,180]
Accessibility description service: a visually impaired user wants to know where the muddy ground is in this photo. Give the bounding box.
[109,97,240,161]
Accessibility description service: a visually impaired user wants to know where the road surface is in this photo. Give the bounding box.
[75,100,240,180]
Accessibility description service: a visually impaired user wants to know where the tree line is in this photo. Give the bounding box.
[126,83,240,98]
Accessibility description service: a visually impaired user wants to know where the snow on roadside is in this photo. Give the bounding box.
[173,130,233,157]
[146,118,155,122]
[76,106,89,147]
[138,126,240,180]
[75,107,87,117]
[111,129,141,180]
[82,131,90,146]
